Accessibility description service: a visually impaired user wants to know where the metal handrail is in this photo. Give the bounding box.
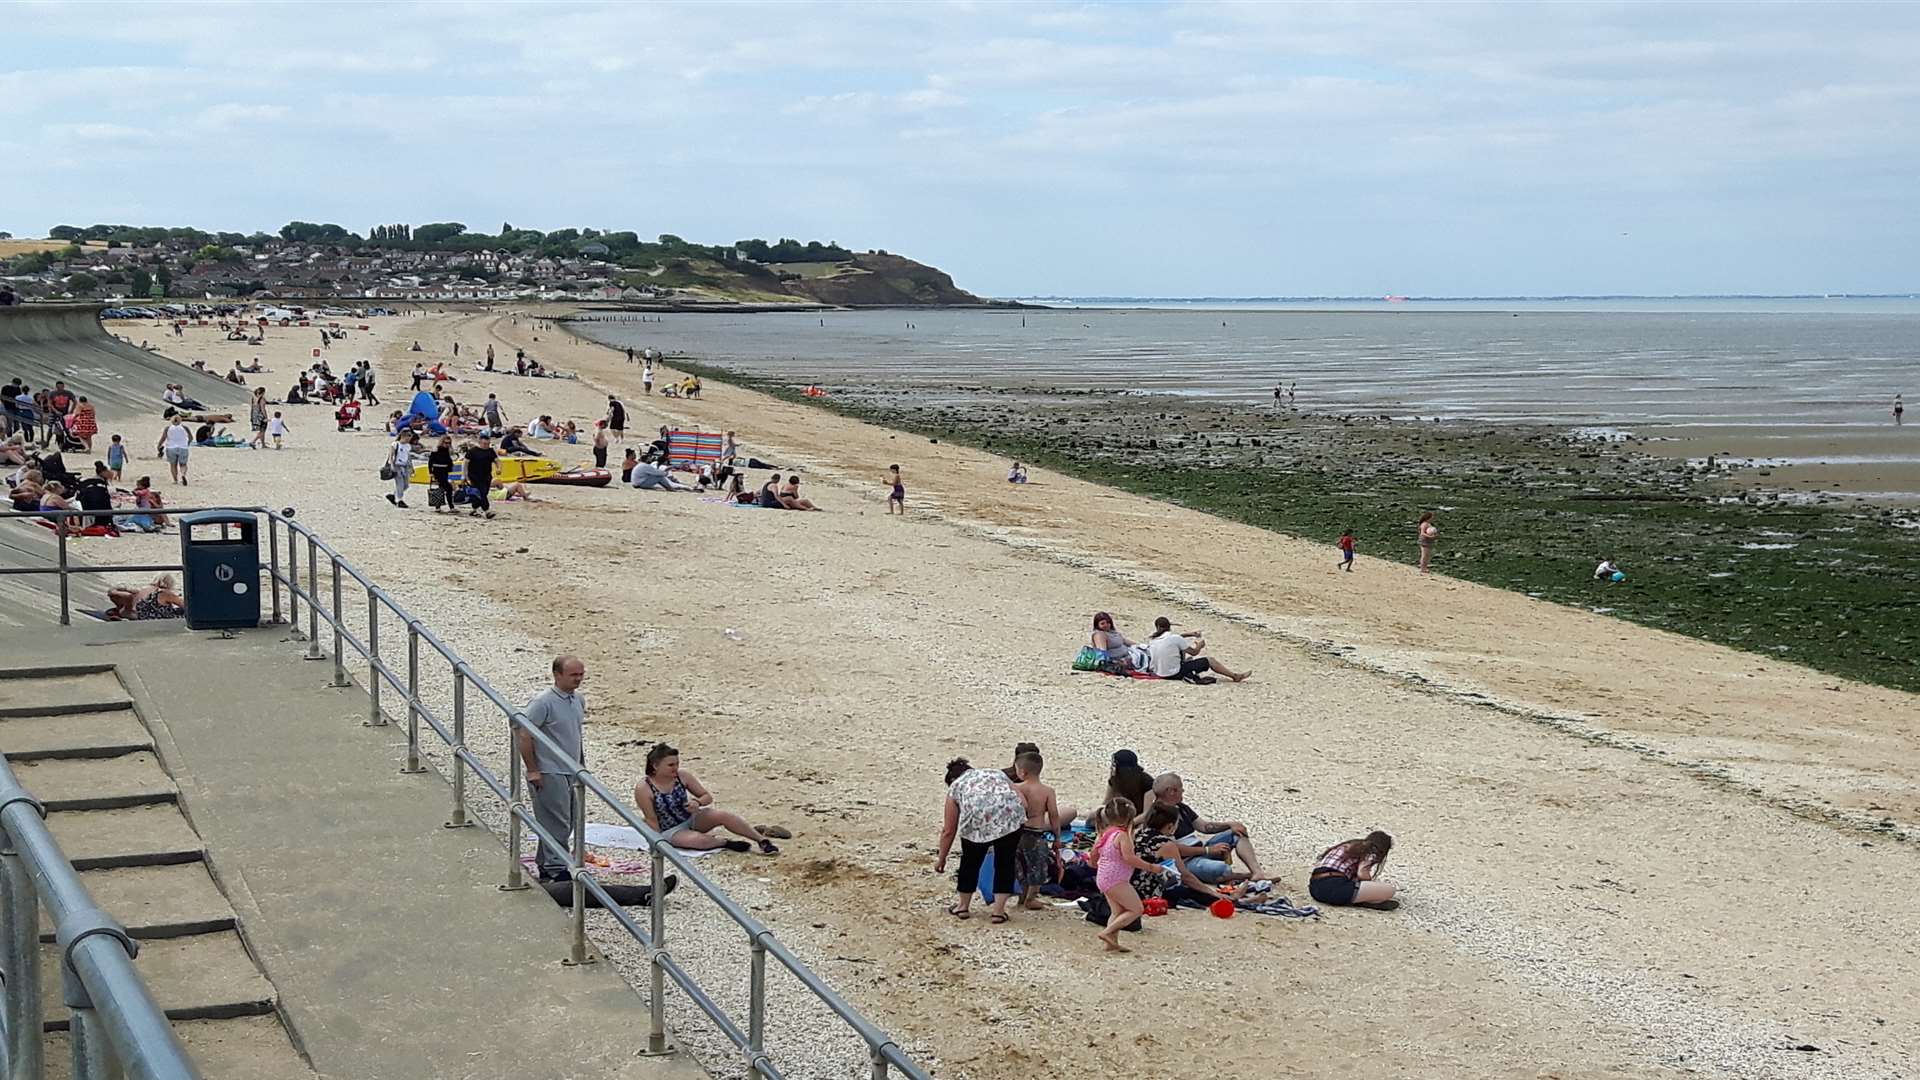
[0,506,931,1078]
[0,759,201,1080]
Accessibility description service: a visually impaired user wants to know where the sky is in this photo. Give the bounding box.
[5,1,1920,297]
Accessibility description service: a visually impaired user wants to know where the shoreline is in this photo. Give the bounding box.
[600,350,1920,695]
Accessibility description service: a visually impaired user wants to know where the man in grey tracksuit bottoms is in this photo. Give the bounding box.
[520,655,587,883]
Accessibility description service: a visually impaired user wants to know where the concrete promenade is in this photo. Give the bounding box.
[8,621,705,1080]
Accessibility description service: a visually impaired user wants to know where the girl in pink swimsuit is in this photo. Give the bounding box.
[1090,796,1158,952]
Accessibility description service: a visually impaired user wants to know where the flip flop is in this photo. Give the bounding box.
[947,904,970,920]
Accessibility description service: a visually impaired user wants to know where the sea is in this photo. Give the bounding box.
[574,298,1920,450]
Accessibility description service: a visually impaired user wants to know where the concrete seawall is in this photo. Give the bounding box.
[0,305,244,419]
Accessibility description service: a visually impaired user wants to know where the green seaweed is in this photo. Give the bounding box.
[673,359,1920,693]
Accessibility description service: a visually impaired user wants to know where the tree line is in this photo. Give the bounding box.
[45,221,857,265]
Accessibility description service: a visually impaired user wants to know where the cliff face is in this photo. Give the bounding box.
[787,254,1003,307]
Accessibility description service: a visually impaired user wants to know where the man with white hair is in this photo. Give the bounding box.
[1147,772,1271,884]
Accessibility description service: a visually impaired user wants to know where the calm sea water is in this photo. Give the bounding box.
[576,299,1920,437]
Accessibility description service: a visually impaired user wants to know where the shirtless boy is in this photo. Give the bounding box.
[1012,751,1061,910]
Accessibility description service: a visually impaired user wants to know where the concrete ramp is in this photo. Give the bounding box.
[0,304,244,420]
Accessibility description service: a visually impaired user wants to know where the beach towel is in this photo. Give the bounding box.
[1069,665,1162,680]
[581,823,719,857]
[1235,896,1319,919]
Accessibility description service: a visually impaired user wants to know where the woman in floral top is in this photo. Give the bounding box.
[935,758,1029,923]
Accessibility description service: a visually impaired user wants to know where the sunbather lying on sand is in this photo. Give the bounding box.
[108,575,185,620]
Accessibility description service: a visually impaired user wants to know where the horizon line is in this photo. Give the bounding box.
[1003,293,1920,302]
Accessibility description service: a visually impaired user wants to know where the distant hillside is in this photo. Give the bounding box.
[5,221,1004,307]
[621,251,1008,307]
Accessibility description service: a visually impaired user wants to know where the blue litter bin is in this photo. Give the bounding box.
[179,511,261,630]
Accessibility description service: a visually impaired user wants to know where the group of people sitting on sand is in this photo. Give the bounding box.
[10,452,170,539]
[937,744,1396,950]
[1079,611,1250,683]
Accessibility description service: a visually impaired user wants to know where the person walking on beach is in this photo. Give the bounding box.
[1417,512,1439,573]
[1897,395,1905,425]
[592,421,609,468]
[887,464,905,514]
[248,388,269,449]
[486,343,494,370]
[427,435,455,512]
[606,395,626,442]
[626,346,635,364]
[642,360,655,396]
[157,413,191,486]
[267,412,290,449]
[410,363,427,391]
[1273,382,1284,410]
[360,362,378,405]
[1090,796,1158,951]
[1338,527,1356,571]
[482,393,506,435]
[386,431,417,508]
[463,436,498,518]
[520,655,588,883]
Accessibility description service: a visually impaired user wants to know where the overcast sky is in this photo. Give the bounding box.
[5,1,1918,297]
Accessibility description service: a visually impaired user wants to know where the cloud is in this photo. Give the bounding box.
[5,1,1920,294]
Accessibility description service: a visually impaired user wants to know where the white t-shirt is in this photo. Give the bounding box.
[267,418,289,437]
[1147,634,1190,677]
[391,442,414,469]
[162,423,191,449]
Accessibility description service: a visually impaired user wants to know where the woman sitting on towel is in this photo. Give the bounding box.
[635,744,779,855]
[1091,612,1139,672]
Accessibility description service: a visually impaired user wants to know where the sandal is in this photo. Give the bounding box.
[757,838,781,856]
[989,913,1009,924]
[947,904,971,920]
[755,825,793,840]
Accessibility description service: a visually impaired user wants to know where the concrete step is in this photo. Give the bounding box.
[41,864,235,942]
[0,710,152,761]
[0,670,130,717]
[44,1015,315,1079]
[40,930,276,1030]
[12,752,177,811]
[46,805,205,870]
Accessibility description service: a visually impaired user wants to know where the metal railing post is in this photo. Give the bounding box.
[267,514,282,625]
[563,774,592,966]
[400,624,422,767]
[329,559,348,688]
[0,843,43,1078]
[647,840,669,1055]
[286,524,303,639]
[749,936,767,1070]
[365,588,383,724]
[871,1045,889,1079]
[304,537,322,659]
[63,966,110,1080]
[56,524,71,626]
[444,671,471,828]
[501,724,529,892]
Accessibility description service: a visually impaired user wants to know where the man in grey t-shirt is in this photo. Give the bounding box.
[482,393,506,434]
[519,655,587,882]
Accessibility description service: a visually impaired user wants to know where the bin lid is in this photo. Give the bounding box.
[180,510,258,528]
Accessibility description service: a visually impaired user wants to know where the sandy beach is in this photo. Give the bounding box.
[66,308,1920,1080]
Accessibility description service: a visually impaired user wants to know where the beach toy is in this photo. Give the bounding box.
[1611,571,1626,582]
[1209,898,1236,919]
[974,850,1021,904]
[1143,897,1169,917]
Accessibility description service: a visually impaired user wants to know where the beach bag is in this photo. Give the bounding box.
[427,486,446,508]
[1071,646,1109,672]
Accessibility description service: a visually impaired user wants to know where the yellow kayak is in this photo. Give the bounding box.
[410,457,561,487]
